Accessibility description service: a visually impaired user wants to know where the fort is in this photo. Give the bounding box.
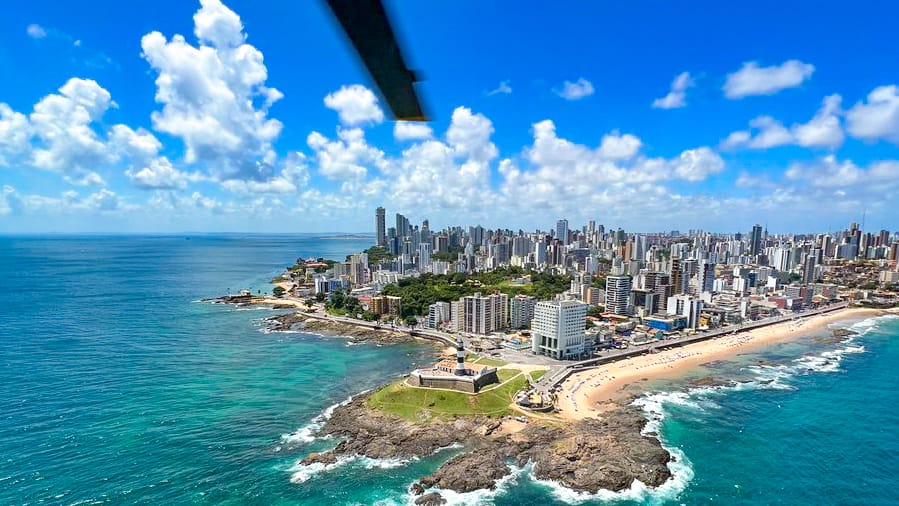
[408,338,499,393]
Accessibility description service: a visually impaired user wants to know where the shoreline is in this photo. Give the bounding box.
[556,307,898,420]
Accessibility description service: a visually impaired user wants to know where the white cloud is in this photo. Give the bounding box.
[0,104,32,165]
[2,186,131,214]
[323,84,385,126]
[109,124,163,166]
[785,156,899,193]
[307,127,387,180]
[722,95,843,150]
[845,85,899,144]
[598,132,642,160]
[220,152,309,194]
[140,0,283,180]
[652,71,694,109]
[28,78,115,185]
[555,78,594,100]
[126,157,202,190]
[793,94,844,148]
[26,24,47,39]
[723,60,814,99]
[487,80,512,96]
[394,121,433,141]
[510,119,723,214]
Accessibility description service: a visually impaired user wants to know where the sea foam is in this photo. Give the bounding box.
[280,392,367,445]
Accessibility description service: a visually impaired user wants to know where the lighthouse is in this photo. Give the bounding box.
[454,337,467,376]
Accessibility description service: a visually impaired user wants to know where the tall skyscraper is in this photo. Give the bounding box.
[750,224,763,256]
[556,219,569,246]
[395,213,410,239]
[375,207,386,247]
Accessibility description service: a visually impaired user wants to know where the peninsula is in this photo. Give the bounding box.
[218,211,899,499]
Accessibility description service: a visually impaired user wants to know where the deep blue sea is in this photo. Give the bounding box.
[1,235,897,505]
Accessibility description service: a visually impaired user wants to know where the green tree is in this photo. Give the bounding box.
[304,298,315,308]
[404,316,418,327]
[272,286,286,297]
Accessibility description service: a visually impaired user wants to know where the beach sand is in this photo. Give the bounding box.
[555,307,896,421]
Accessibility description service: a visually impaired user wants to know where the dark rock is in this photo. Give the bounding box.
[419,450,510,492]
[415,492,446,506]
[687,376,729,388]
[410,482,425,495]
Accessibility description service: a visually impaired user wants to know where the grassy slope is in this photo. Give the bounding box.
[366,371,526,422]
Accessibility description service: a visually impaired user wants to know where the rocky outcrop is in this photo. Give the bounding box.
[418,450,510,492]
[301,393,672,497]
[523,411,671,493]
[263,312,417,345]
[414,492,447,505]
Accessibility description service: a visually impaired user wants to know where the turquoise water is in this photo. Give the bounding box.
[1,235,897,505]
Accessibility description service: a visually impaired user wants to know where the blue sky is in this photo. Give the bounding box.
[1,0,898,234]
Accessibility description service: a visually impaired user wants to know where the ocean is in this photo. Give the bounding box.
[1,235,897,505]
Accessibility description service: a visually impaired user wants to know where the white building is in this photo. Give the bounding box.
[427,301,451,329]
[510,294,537,329]
[461,292,509,334]
[605,275,632,315]
[531,300,588,359]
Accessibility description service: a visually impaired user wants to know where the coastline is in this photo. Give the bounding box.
[556,307,898,420]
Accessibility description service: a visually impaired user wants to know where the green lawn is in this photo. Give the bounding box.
[529,370,547,382]
[366,372,527,422]
[465,353,507,367]
[496,368,521,382]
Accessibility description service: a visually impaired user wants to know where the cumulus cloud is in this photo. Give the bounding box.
[1,186,131,214]
[652,72,695,109]
[126,157,204,190]
[845,85,899,144]
[505,119,723,214]
[487,80,512,96]
[220,152,309,194]
[140,0,283,180]
[324,84,385,126]
[0,104,32,165]
[721,95,843,150]
[26,24,47,39]
[307,127,387,180]
[598,132,642,160]
[555,78,594,100]
[785,156,899,194]
[723,60,814,99]
[27,78,116,185]
[394,121,433,141]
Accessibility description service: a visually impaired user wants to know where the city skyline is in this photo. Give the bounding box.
[3,0,899,233]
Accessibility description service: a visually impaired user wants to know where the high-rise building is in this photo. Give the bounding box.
[605,275,632,315]
[427,301,451,329]
[803,248,821,284]
[531,300,588,359]
[395,213,410,239]
[461,292,509,334]
[510,294,537,329]
[375,207,386,247]
[750,224,763,256]
[418,242,432,272]
[556,219,569,246]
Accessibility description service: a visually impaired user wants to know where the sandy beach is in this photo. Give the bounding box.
[555,307,898,420]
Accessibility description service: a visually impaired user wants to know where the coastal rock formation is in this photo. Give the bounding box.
[414,492,447,505]
[302,394,672,496]
[263,312,417,345]
[418,450,510,492]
